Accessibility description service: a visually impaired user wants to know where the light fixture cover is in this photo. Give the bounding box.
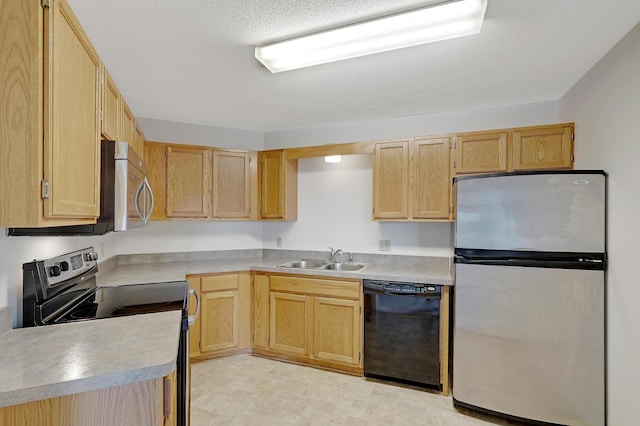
[255,0,487,73]
[324,155,342,163]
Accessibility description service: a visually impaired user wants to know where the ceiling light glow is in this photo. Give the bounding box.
[324,155,342,163]
[255,0,487,73]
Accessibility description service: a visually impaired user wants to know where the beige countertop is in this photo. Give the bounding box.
[0,310,180,408]
[96,254,453,287]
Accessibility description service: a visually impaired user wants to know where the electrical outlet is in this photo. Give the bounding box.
[379,240,391,251]
[276,236,283,248]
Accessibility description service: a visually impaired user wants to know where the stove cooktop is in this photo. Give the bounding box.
[53,281,188,324]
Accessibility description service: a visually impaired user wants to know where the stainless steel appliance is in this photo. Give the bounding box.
[8,140,154,236]
[363,279,441,388]
[453,171,606,425]
[21,247,198,426]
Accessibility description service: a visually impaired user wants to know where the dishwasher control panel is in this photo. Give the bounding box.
[364,280,441,295]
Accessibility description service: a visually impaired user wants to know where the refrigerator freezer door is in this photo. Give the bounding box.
[455,172,605,253]
[453,263,605,425]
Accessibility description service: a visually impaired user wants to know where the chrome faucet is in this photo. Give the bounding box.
[329,247,343,262]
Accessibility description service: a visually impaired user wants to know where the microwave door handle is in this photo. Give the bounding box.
[143,178,154,224]
[134,179,145,222]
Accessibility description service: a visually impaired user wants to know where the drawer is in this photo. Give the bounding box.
[270,275,360,300]
[201,274,239,292]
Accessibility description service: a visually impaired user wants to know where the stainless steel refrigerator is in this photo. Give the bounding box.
[453,171,606,426]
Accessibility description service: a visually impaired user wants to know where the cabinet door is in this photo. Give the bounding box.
[212,150,250,218]
[373,141,409,219]
[121,100,134,144]
[512,125,573,170]
[411,137,451,219]
[44,0,101,218]
[145,143,167,220]
[132,123,145,159]
[187,277,201,358]
[453,132,508,175]
[101,66,120,141]
[313,297,361,366]
[259,150,284,219]
[269,292,310,356]
[253,274,270,349]
[201,289,239,352]
[166,146,211,218]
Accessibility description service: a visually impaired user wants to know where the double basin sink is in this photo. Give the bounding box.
[277,259,369,272]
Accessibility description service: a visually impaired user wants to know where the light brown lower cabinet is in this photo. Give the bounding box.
[188,272,251,361]
[0,374,175,426]
[253,273,363,374]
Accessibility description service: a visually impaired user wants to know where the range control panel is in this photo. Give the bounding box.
[40,247,99,287]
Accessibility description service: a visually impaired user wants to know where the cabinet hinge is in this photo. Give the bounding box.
[41,180,50,199]
[165,148,168,157]
[100,110,103,123]
[453,161,457,169]
[41,0,50,8]
[359,352,361,362]
[571,154,575,163]
[453,141,457,149]
[164,207,167,214]
[571,132,575,141]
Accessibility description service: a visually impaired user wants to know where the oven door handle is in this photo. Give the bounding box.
[188,287,200,327]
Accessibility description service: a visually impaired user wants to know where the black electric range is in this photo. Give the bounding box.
[21,247,192,426]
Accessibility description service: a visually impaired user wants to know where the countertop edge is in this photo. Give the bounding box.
[0,362,176,409]
[0,311,181,409]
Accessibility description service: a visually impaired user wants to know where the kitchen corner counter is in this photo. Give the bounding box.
[0,310,180,408]
[96,252,452,287]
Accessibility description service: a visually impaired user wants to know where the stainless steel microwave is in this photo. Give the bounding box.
[7,141,154,236]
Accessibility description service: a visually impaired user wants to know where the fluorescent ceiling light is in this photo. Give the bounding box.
[324,155,342,163]
[255,0,487,73]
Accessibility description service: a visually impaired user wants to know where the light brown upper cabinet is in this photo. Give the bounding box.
[411,137,451,220]
[452,131,509,176]
[212,150,251,219]
[259,150,298,220]
[0,0,103,226]
[372,141,409,220]
[132,123,145,159]
[100,66,120,141]
[145,142,257,221]
[166,145,212,218]
[511,124,574,171]
[373,138,451,221]
[121,99,134,144]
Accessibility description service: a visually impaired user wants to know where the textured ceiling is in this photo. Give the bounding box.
[67,0,640,132]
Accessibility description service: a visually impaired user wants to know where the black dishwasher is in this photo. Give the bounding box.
[363,280,441,388]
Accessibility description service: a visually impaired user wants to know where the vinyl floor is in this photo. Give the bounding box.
[190,355,522,425]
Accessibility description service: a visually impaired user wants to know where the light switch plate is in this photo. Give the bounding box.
[379,240,391,251]
[276,236,283,248]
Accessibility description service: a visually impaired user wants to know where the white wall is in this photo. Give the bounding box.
[109,221,263,255]
[137,117,264,150]
[559,22,640,426]
[264,101,559,148]
[263,155,452,257]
